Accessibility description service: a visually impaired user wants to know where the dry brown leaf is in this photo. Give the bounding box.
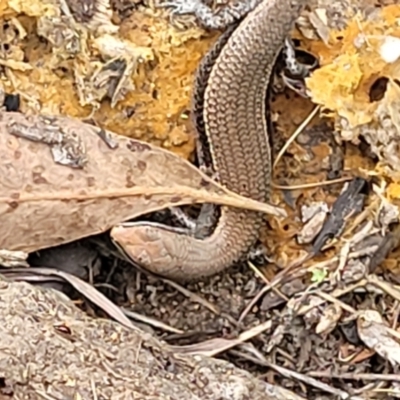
[357,309,400,366]
[0,112,284,254]
[315,303,342,335]
[169,320,273,357]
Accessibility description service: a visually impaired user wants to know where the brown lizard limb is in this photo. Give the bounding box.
[111,0,308,281]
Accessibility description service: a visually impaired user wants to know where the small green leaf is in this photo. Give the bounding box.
[310,267,327,283]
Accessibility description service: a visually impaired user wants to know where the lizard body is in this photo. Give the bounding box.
[111,0,308,281]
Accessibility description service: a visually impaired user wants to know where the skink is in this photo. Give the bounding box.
[111,0,308,281]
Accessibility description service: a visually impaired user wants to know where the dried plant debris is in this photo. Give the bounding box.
[368,223,400,273]
[297,181,399,284]
[311,177,368,254]
[0,249,28,267]
[77,34,153,108]
[111,0,141,21]
[9,114,88,168]
[297,202,329,245]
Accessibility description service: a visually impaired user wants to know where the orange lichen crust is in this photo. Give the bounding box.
[306,4,400,179]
